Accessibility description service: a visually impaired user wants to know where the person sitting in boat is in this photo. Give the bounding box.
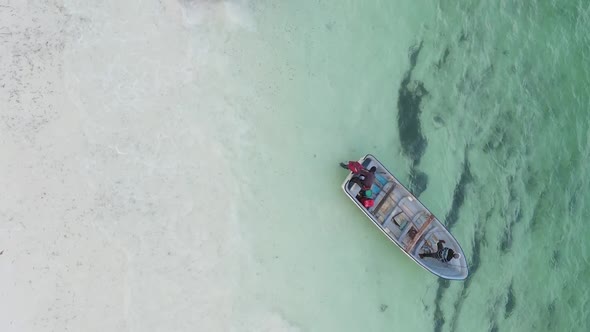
[419,240,460,263]
[352,166,377,190]
[357,189,375,209]
[340,161,377,190]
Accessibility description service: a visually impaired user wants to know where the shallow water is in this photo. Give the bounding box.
[231,1,590,331]
[1,0,589,331]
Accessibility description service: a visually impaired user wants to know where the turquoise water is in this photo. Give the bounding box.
[229,1,590,331]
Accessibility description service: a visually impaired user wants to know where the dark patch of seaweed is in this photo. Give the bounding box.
[505,282,516,318]
[433,279,451,332]
[444,152,473,230]
[397,41,430,195]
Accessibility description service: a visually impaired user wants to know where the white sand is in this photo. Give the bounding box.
[0,1,268,331]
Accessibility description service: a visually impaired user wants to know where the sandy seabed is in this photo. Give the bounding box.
[0,1,278,331]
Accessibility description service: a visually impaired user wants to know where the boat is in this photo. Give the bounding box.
[341,154,468,280]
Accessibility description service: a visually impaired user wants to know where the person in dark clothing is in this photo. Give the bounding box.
[419,240,460,263]
[350,166,377,190]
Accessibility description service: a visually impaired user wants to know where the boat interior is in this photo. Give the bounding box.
[344,155,468,280]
